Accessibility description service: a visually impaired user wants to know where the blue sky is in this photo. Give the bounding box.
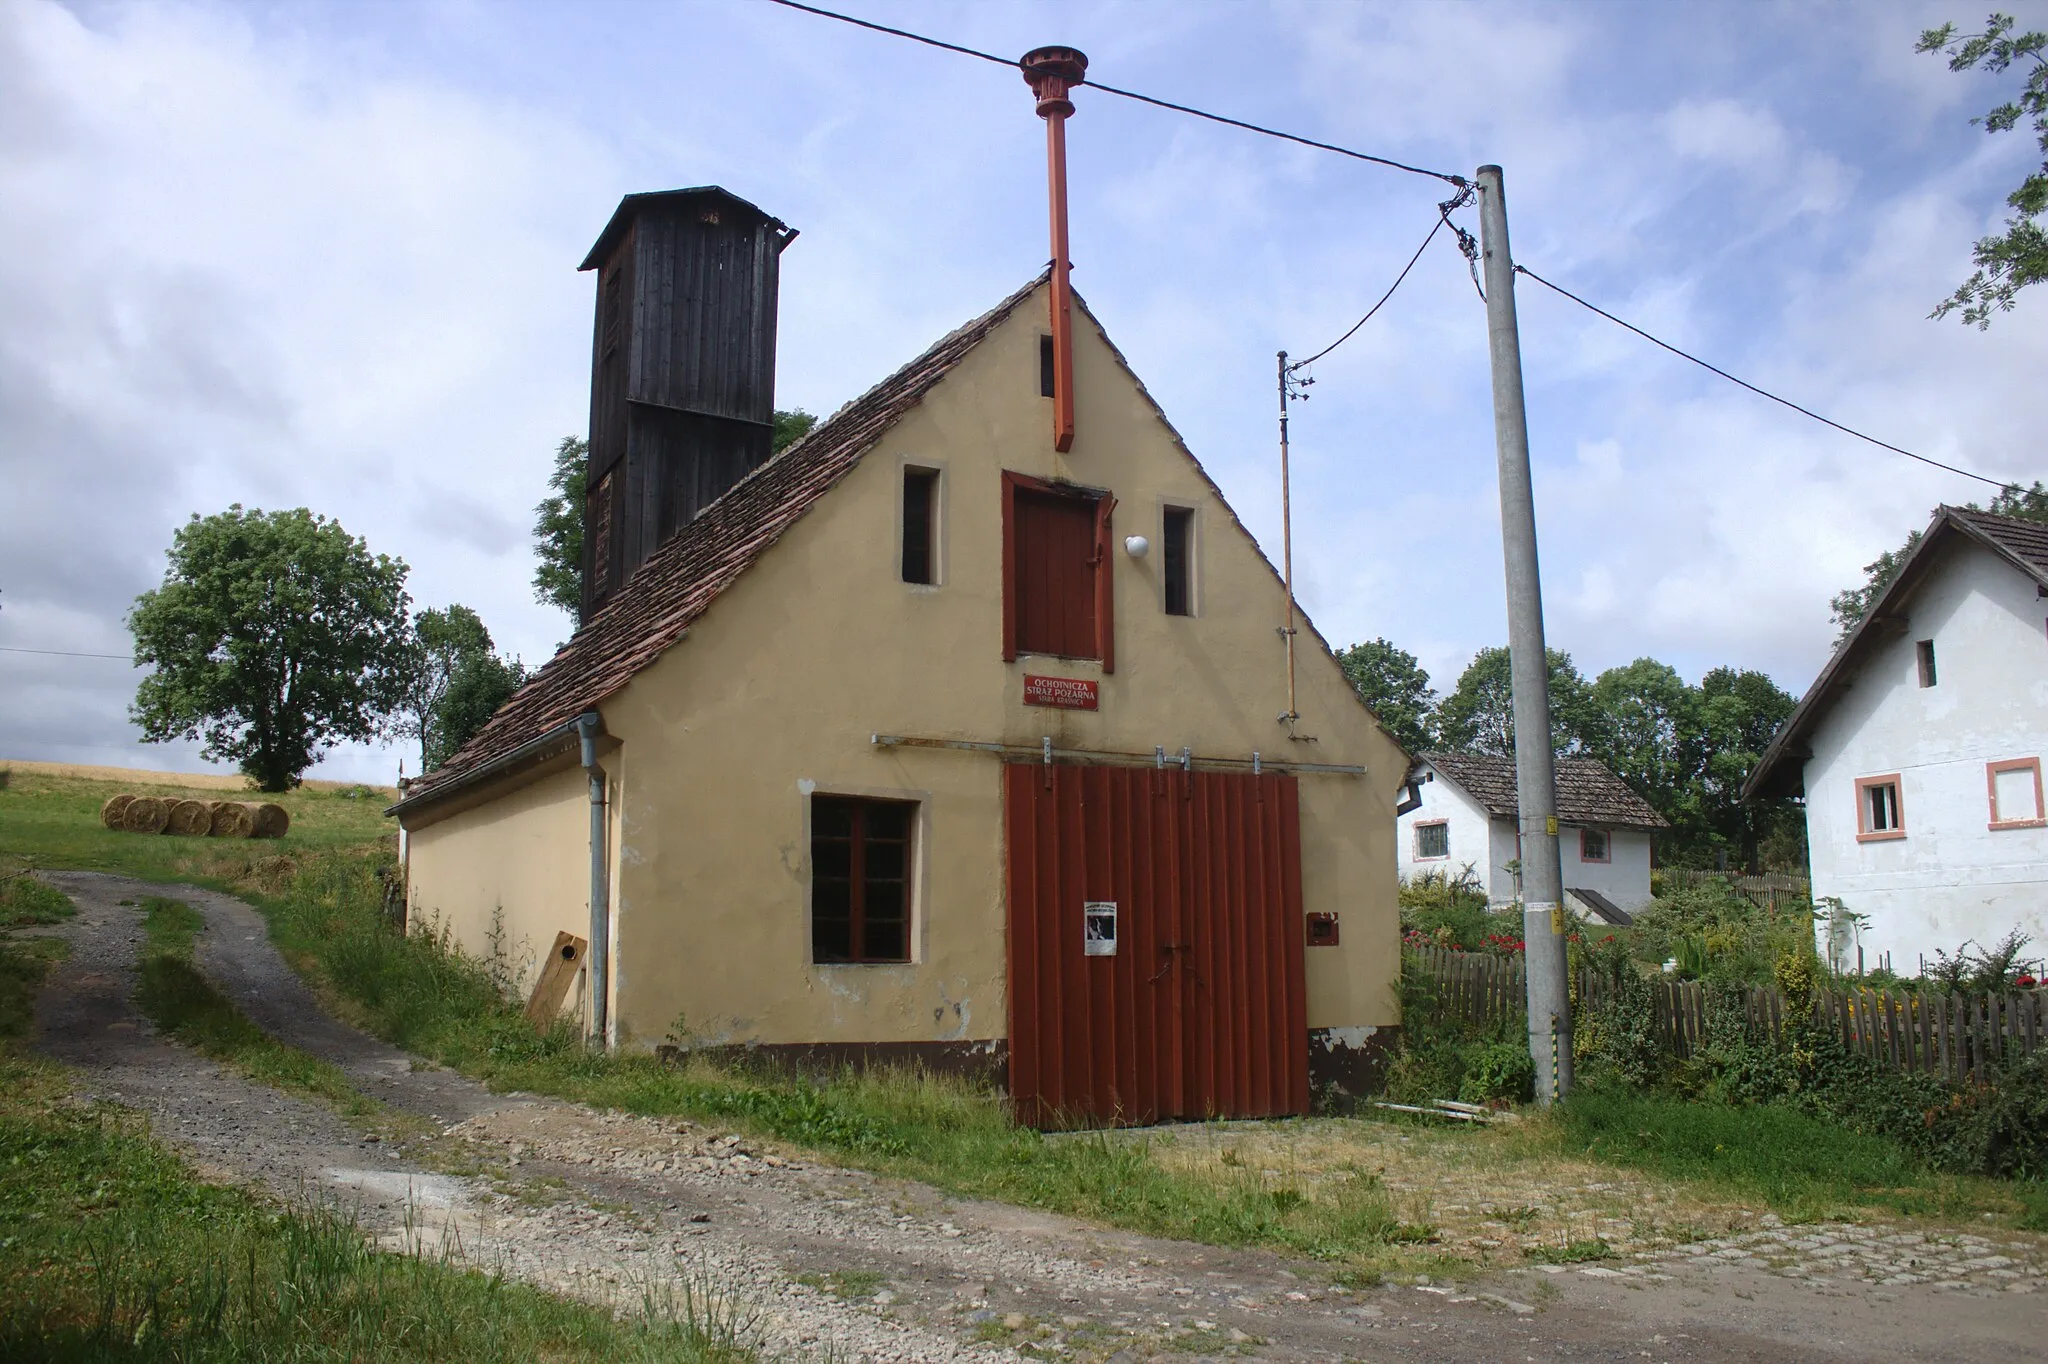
[4,0,2045,782]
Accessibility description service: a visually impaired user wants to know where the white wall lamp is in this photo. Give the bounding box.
[1123,535,1150,559]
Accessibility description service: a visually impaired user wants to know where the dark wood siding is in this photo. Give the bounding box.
[628,207,781,424]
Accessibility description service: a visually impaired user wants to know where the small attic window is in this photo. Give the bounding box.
[902,467,939,585]
[1916,639,1937,688]
[1040,335,1056,398]
[1162,506,1194,616]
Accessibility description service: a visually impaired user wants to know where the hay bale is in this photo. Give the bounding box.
[122,797,170,835]
[100,794,136,829]
[166,799,212,837]
[209,802,254,839]
[251,803,291,839]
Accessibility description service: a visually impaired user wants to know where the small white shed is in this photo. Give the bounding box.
[1745,506,2048,971]
[1397,752,1668,924]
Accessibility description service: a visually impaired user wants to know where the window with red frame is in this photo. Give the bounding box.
[811,796,914,964]
[1579,828,1610,863]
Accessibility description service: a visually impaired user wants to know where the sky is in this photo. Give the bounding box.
[3,0,2045,784]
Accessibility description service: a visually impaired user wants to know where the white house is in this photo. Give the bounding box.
[1745,506,2048,972]
[1397,751,1668,924]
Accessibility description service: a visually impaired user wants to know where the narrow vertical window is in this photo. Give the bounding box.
[1915,639,1937,688]
[902,468,938,585]
[1162,506,1194,616]
[1039,335,1056,398]
[811,796,914,964]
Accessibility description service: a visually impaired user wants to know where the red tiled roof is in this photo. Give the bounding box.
[1423,751,1669,829]
[396,273,1047,812]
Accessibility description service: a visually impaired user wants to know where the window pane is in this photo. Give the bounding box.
[812,838,852,879]
[813,914,853,963]
[812,798,853,838]
[1163,507,1192,616]
[902,470,937,585]
[864,918,907,962]
[865,802,912,841]
[865,838,906,881]
[1417,823,1449,859]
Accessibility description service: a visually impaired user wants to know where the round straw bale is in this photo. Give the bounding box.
[100,794,136,829]
[123,797,170,835]
[250,803,291,839]
[209,802,255,839]
[166,799,212,837]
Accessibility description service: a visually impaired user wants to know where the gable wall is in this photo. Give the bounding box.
[1804,541,2048,967]
[598,283,1409,1053]
[1394,772,1496,896]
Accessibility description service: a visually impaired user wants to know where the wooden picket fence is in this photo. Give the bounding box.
[1654,868,1811,916]
[1406,946,2047,1082]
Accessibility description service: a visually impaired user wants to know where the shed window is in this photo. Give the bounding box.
[1916,639,1937,688]
[902,467,939,585]
[1163,506,1194,616]
[1579,828,1610,863]
[1039,335,1056,398]
[811,796,914,964]
[1003,473,1115,669]
[1415,821,1449,860]
[1856,775,1905,842]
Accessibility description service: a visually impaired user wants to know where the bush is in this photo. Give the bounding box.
[1398,868,1515,951]
[1457,1041,1534,1105]
[1629,879,1813,987]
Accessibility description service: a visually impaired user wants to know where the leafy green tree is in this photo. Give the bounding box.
[531,411,820,618]
[129,507,411,791]
[430,650,527,771]
[1588,659,1696,821]
[1336,638,1437,753]
[396,605,514,772]
[1690,666,1802,872]
[1829,480,2048,636]
[531,437,587,616]
[1435,646,1599,758]
[1918,14,2048,326]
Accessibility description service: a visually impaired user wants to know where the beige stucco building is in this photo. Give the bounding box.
[393,189,1411,1124]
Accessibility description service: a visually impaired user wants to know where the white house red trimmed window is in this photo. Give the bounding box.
[1579,828,1610,863]
[1987,757,2046,830]
[1856,774,1905,843]
[1414,821,1449,860]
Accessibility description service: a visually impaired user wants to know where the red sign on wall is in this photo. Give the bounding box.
[1023,675,1099,710]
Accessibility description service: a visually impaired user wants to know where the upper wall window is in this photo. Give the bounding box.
[1162,506,1194,616]
[1988,757,2046,830]
[1856,774,1905,842]
[1004,473,1115,669]
[1916,639,1938,688]
[1580,828,1610,863]
[1039,335,1056,398]
[902,467,939,585]
[1415,821,1450,860]
[811,796,914,964]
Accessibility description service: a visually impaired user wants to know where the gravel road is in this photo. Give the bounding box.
[27,871,2048,1362]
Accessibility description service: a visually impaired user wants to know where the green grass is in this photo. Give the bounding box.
[1,872,77,928]
[1555,1088,2014,1222]
[129,897,383,1121]
[0,1055,756,1362]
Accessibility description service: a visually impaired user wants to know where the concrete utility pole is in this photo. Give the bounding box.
[1475,164,1573,1104]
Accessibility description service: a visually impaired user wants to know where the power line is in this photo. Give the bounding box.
[1288,186,1476,373]
[1514,264,2012,491]
[0,646,133,660]
[762,0,1466,187]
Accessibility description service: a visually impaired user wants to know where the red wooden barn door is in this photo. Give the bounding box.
[1004,763,1307,1127]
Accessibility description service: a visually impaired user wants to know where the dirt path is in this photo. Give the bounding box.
[28,872,2048,1363]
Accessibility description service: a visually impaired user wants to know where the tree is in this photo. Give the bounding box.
[1918,14,2048,327]
[531,437,586,616]
[1588,659,1697,821]
[530,411,820,618]
[1336,638,1437,753]
[1689,666,1801,872]
[1435,646,1599,758]
[430,649,527,771]
[129,507,411,791]
[394,604,529,771]
[1829,480,2048,636]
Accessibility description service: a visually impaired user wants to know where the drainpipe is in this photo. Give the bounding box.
[576,712,610,1047]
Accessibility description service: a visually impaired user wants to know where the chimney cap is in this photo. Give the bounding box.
[579,186,794,272]
[1022,46,1089,118]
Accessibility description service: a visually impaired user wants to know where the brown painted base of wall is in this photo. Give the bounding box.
[661,1031,1394,1118]
[658,1039,1009,1091]
[1308,1026,1399,1113]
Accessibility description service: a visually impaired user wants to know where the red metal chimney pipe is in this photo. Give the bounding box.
[1022,46,1087,454]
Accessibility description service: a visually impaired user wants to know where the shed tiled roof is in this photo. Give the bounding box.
[396,273,1047,812]
[1423,751,1669,830]
[1743,504,2048,800]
